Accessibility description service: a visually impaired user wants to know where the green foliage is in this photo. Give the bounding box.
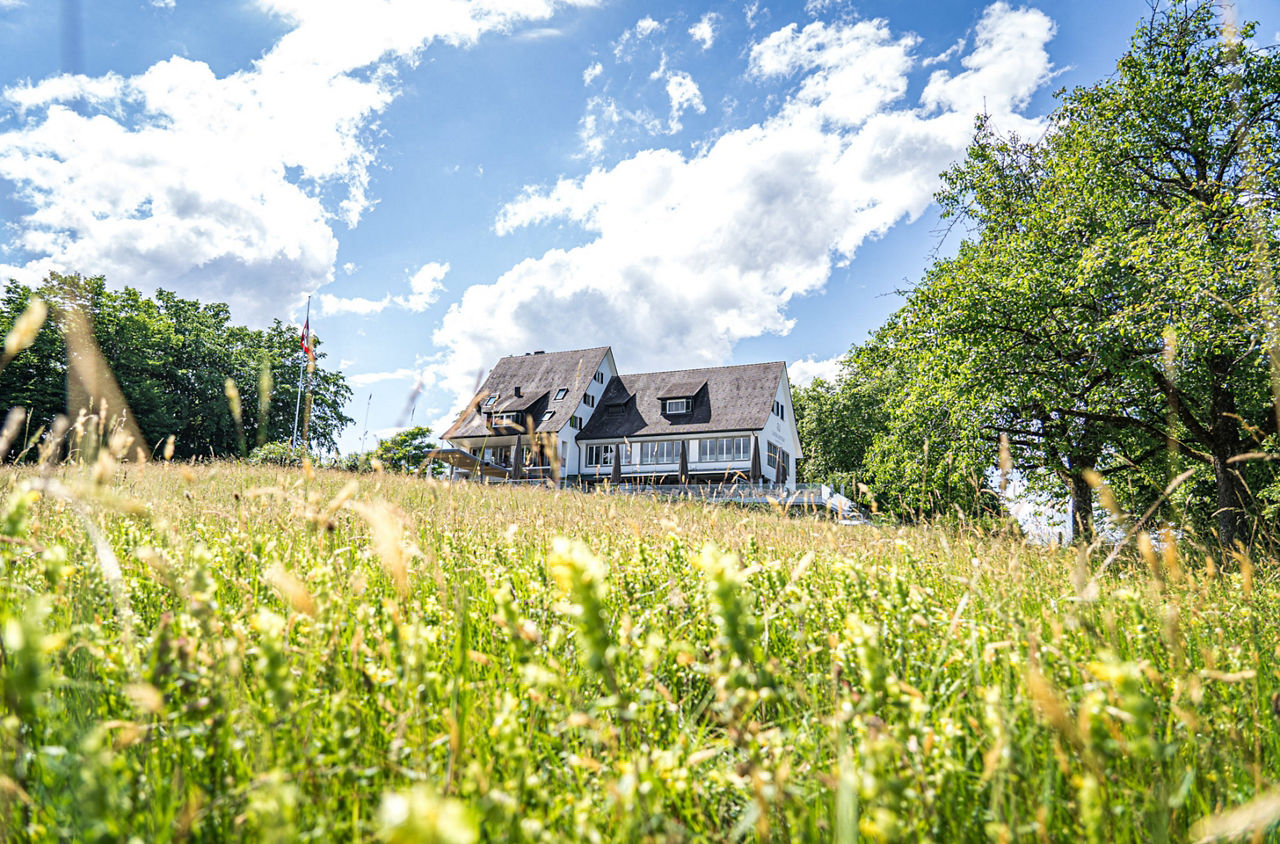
[0,462,1278,841]
[372,426,442,475]
[813,1,1280,543]
[0,273,354,458]
[247,441,312,467]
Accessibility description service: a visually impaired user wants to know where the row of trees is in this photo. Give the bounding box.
[0,273,353,458]
[796,2,1280,547]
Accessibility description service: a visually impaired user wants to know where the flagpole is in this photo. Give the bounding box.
[291,296,310,448]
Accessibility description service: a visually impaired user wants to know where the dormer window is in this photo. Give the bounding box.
[664,398,690,414]
[554,388,568,401]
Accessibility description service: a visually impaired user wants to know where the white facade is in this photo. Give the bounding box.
[559,349,617,478]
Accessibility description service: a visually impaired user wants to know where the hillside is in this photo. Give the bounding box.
[0,463,1277,841]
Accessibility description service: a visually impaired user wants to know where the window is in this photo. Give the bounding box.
[491,412,523,429]
[640,440,681,465]
[554,388,568,401]
[540,410,554,422]
[773,400,785,419]
[594,371,605,383]
[483,395,497,406]
[570,415,581,430]
[699,437,750,463]
[664,398,689,414]
[585,444,617,466]
[583,393,595,408]
[766,441,791,471]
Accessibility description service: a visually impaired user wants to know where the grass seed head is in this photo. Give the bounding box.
[3,296,47,360]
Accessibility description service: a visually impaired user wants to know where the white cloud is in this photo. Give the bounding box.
[576,95,661,157]
[151,0,176,9]
[342,261,357,275]
[922,36,965,67]
[350,368,420,387]
[319,292,392,316]
[0,0,588,323]
[744,1,765,30]
[788,354,843,387]
[394,261,448,311]
[689,13,719,49]
[320,260,447,316]
[614,16,665,60]
[920,2,1056,117]
[583,61,603,86]
[663,70,705,133]
[431,2,1058,427]
[635,17,663,38]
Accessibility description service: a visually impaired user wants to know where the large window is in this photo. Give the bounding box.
[639,440,682,465]
[585,444,629,466]
[766,441,791,471]
[699,437,749,463]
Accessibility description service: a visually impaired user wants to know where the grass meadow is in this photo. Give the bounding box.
[0,461,1278,842]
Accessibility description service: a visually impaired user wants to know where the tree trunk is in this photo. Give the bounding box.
[1069,471,1094,544]
[1208,355,1246,549]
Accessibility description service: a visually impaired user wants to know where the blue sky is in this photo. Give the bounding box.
[1,0,1277,452]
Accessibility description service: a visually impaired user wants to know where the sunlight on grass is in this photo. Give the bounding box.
[0,462,1276,840]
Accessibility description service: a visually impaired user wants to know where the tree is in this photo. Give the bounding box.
[0,273,354,459]
[372,426,441,475]
[856,2,1280,545]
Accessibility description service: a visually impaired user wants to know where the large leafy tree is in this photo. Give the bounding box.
[850,2,1279,546]
[0,273,353,458]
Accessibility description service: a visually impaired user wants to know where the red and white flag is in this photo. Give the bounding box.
[300,316,312,357]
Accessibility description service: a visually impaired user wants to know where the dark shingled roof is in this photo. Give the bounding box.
[578,361,785,440]
[657,379,706,399]
[443,346,610,440]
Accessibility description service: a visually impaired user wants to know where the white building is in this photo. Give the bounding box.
[441,346,803,490]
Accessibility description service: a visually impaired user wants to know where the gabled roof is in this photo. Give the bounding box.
[578,361,785,440]
[443,346,610,440]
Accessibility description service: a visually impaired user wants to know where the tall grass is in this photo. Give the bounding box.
[0,462,1277,841]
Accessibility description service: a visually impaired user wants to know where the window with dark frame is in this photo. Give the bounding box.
[584,393,595,408]
[540,410,554,422]
[664,398,689,414]
[594,371,605,383]
[555,388,568,401]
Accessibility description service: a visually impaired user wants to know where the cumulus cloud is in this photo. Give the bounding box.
[582,61,603,85]
[689,13,719,49]
[394,261,448,311]
[788,354,843,387]
[320,260,447,316]
[662,70,705,132]
[0,0,587,323]
[430,2,1058,425]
